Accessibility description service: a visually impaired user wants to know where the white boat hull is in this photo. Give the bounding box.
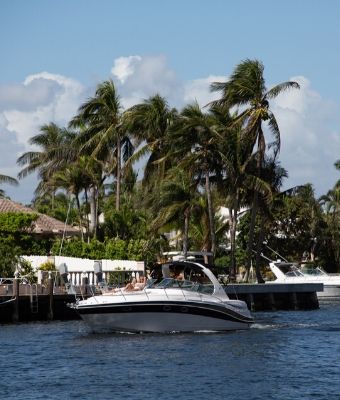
[268,261,340,299]
[75,296,253,333]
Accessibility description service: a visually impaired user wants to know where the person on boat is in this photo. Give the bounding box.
[118,276,147,292]
[123,278,137,291]
[102,276,148,295]
[131,276,147,290]
[174,270,184,280]
[168,265,185,281]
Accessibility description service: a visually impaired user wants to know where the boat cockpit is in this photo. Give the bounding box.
[148,261,222,295]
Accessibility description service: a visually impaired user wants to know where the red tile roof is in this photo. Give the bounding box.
[0,198,79,236]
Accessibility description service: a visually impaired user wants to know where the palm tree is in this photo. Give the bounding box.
[251,159,288,282]
[17,123,76,204]
[211,59,300,274]
[168,102,223,255]
[319,165,340,268]
[70,79,132,211]
[152,167,199,258]
[217,125,270,281]
[123,94,178,190]
[51,160,93,240]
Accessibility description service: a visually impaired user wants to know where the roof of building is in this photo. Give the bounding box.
[0,198,79,236]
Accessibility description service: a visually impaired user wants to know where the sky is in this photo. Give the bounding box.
[1,0,339,204]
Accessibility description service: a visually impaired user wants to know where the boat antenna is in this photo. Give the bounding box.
[252,249,272,263]
[262,241,288,262]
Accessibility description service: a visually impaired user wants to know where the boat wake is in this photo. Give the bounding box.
[251,322,320,330]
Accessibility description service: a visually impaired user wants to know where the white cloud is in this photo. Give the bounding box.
[1,72,85,151]
[0,72,86,203]
[183,75,226,108]
[111,56,226,110]
[111,54,183,109]
[111,55,142,84]
[271,76,340,196]
[0,79,61,111]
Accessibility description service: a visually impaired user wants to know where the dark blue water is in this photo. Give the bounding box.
[1,301,340,400]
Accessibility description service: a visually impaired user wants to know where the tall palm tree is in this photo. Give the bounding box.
[152,167,199,258]
[51,160,93,240]
[218,123,271,281]
[211,59,300,273]
[169,102,223,255]
[123,94,178,190]
[17,123,76,204]
[211,59,300,159]
[319,165,340,268]
[251,159,288,282]
[70,79,132,211]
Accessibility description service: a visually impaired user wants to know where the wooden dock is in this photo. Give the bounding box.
[0,281,322,323]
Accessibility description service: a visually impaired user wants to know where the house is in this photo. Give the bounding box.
[0,198,79,237]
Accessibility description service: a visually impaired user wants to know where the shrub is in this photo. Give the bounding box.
[38,260,56,271]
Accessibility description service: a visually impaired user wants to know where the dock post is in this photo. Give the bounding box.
[268,292,276,311]
[81,273,89,297]
[311,291,319,309]
[290,292,298,310]
[247,293,255,311]
[12,270,20,322]
[47,272,54,320]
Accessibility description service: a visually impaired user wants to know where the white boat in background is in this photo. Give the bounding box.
[267,260,340,299]
[69,260,253,333]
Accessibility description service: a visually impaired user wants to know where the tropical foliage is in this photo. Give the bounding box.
[0,213,50,276]
[7,58,338,277]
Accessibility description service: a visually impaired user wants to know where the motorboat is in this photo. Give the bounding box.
[267,260,340,299]
[69,260,253,333]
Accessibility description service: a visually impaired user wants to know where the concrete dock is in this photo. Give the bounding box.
[224,283,322,311]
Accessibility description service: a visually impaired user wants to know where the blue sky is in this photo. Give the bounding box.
[1,0,339,203]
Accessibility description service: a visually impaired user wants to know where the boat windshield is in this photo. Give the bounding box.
[275,262,305,277]
[300,266,327,276]
[285,270,305,277]
[154,278,214,294]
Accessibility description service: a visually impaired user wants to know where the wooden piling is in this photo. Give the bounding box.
[81,275,89,296]
[290,292,298,310]
[247,293,255,311]
[12,276,19,322]
[267,292,276,311]
[47,272,54,320]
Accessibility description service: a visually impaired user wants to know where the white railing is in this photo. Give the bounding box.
[22,255,145,285]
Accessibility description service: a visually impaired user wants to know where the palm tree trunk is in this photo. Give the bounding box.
[255,216,265,283]
[229,206,237,282]
[183,208,190,259]
[84,188,90,241]
[89,185,97,238]
[205,171,216,256]
[75,193,84,242]
[245,191,258,279]
[116,135,121,211]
